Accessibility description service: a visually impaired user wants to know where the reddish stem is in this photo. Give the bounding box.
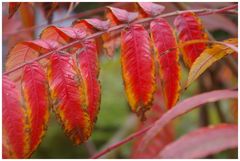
[91,126,152,159]
[3,4,237,76]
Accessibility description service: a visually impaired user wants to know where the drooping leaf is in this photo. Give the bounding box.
[40,26,86,44]
[186,38,238,87]
[2,76,26,158]
[159,124,238,158]
[106,6,138,25]
[141,89,237,149]
[6,39,59,81]
[150,18,181,109]
[48,53,92,144]
[76,40,101,123]
[21,62,49,156]
[137,2,165,17]
[174,12,208,67]
[8,2,21,19]
[121,24,156,120]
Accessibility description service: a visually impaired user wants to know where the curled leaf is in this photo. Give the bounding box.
[174,12,208,67]
[159,124,238,158]
[150,18,181,109]
[21,62,50,156]
[6,39,59,81]
[76,40,101,123]
[48,53,92,144]
[121,24,156,120]
[40,26,86,44]
[106,6,138,25]
[186,38,238,87]
[73,18,110,32]
[2,76,26,158]
[137,2,165,17]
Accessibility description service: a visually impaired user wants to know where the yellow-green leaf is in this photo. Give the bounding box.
[186,38,237,87]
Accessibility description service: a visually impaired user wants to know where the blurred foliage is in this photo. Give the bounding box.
[2,2,236,159]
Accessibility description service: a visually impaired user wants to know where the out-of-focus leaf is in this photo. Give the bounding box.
[137,2,165,17]
[8,2,21,19]
[106,6,138,25]
[41,2,59,24]
[6,39,59,81]
[121,24,155,120]
[21,62,49,157]
[2,76,26,158]
[131,86,173,158]
[19,3,35,37]
[174,12,208,67]
[48,53,92,145]
[186,38,238,87]
[141,89,237,149]
[159,124,238,158]
[76,40,101,123]
[40,26,86,44]
[150,18,180,109]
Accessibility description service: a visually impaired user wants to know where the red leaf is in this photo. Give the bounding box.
[121,24,156,120]
[141,89,237,149]
[137,2,165,17]
[150,18,181,109]
[106,6,138,25]
[159,124,238,158]
[48,53,92,144]
[2,76,26,158]
[73,18,110,32]
[76,40,101,123]
[6,39,59,81]
[21,62,49,156]
[8,2,21,19]
[40,26,86,44]
[174,12,208,67]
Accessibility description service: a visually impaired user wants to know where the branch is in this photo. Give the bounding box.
[3,4,237,76]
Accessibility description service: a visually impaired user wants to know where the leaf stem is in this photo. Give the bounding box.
[3,4,237,76]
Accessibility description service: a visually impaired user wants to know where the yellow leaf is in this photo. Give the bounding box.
[186,38,237,87]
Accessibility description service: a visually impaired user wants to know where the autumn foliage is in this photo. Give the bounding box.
[2,2,238,159]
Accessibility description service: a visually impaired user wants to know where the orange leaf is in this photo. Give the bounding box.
[174,12,208,67]
[186,38,238,87]
[76,40,101,123]
[137,2,165,17]
[121,24,156,120]
[8,2,21,19]
[40,26,86,44]
[21,62,50,157]
[2,76,26,158]
[150,18,181,109]
[6,39,59,81]
[106,6,138,25]
[159,124,238,158]
[48,53,92,144]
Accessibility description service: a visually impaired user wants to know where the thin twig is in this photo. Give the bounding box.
[91,126,151,159]
[3,5,237,76]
